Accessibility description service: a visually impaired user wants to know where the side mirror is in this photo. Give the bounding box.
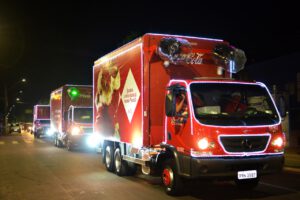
[165,94,176,117]
[277,96,286,118]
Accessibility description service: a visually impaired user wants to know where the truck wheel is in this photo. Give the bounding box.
[67,139,73,151]
[53,137,57,146]
[104,145,114,172]
[161,159,183,196]
[235,177,260,190]
[127,162,137,176]
[53,134,58,146]
[54,135,62,148]
[114,148,128,176]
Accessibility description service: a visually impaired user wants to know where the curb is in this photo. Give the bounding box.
[284,167,300,173]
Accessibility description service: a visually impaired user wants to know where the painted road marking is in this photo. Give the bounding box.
[24,140,33,144]
[0,141,5,145]
[12,141,19,144]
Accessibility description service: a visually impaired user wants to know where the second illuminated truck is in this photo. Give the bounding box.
[33,104,50,138]
[50,85,96,151]
[93,33,286,195]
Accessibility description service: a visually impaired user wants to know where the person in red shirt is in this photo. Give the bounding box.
[224,92,247,113]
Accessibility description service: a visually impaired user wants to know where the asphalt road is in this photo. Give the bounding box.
[1,132,300,200]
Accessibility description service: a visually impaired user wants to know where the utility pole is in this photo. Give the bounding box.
[3,83,9,135]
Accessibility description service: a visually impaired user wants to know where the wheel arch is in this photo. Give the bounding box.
[156,144,182,175]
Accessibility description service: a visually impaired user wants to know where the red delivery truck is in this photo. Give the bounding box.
[50,85,95,151]
[93,33,286,195]
[33,105,50,138]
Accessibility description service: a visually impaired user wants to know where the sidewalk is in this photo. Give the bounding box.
[285,147,300,170]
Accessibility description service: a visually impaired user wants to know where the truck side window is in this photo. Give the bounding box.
[192,92,205,107]
[175,92,188,117]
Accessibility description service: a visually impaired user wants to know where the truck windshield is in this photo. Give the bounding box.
[73,108,93,123]
[190,83,279,126]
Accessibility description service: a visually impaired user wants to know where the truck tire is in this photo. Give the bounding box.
[235,177,260,190]
[127,162,137,176]
[54,133,58,146]
[67,139,73,151]
[104,145,114,172]
[161,159,183,196]
[54,134,62,148]
[114,148,128,176]
[53,136,57,146]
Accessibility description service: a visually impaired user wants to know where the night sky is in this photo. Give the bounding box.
[1,1,299,108]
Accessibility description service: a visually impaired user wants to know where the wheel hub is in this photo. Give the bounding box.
[105,147,111,167]
[162,168,173,186]
[115,153,121,172]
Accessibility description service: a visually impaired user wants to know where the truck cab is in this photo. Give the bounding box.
[164,79,284,178]
[33,119,51,138]
[33,105,50,138]
[64,106,94,150]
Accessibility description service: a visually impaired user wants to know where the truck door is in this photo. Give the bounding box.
[165,85,191,148]
[62,106,71,135]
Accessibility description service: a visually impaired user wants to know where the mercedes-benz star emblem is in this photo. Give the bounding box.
[242,138,253,149]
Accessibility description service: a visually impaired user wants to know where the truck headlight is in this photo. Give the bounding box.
[46,128,54,136]
[272,136,284,148]
[71,126,81,135]
[198,138,209,150]
[86,134,102,148]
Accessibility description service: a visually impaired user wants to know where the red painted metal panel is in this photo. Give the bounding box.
[94,40,143,146]
[34,105,50,120]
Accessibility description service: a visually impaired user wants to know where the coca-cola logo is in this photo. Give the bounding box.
[157,37,204,65]
[174,52,204,65]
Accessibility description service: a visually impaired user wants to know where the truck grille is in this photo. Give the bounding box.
[82,127,93,134]
[219,135,270,153]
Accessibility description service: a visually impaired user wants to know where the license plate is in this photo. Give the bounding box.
[237,170,257,180]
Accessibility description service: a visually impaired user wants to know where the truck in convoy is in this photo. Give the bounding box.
[93,33,286,195]
[50,85,95,151]
[33,105,50,138]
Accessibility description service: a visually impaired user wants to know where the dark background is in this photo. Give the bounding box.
[1,0,299,121]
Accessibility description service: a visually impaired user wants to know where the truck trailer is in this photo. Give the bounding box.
[33,105,50,138]
[50,85,95,151]
[93,33,285,195]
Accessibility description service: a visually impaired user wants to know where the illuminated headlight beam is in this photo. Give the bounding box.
[86,134,102,148]
[46,128,55,136]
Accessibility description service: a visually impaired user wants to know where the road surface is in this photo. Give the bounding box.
[1,132,300,200]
